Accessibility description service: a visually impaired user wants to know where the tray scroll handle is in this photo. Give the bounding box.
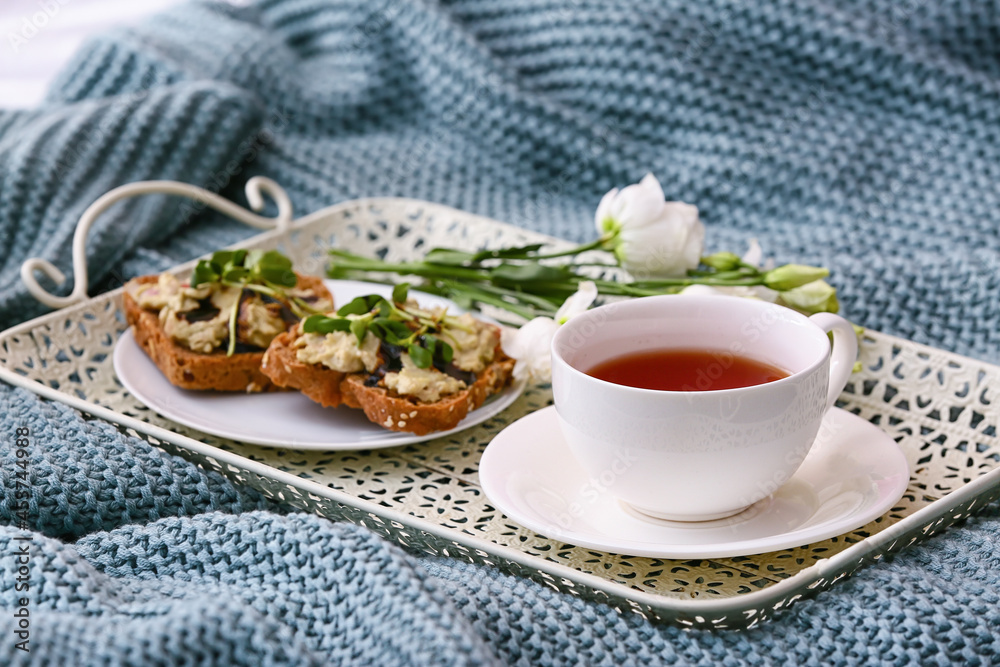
[20,176,294,310]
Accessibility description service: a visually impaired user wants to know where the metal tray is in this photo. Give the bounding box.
[3,179,998,629]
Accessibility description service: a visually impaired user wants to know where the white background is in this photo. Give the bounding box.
[0,0,189,109]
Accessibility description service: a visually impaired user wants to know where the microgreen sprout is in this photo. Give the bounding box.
[301,283,455,369]
[191,249,322,356]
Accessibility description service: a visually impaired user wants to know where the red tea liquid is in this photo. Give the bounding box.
[586,348,787,391]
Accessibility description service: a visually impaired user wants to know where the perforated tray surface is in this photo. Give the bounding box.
[3,197,998,628]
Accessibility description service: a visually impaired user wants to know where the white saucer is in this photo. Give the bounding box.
[479,406,910,558]
[114,280,523,450]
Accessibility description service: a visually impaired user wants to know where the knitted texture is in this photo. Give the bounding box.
[0,0,998,664]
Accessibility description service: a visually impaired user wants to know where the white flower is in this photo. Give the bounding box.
[555,280,598,324]
[680,239,778,302]
[500,317,559,384]
[501,281,598,383]
[595,173,705,278]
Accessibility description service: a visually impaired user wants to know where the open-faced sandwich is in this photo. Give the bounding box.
[124,249,333,392]
[261,283,516,435]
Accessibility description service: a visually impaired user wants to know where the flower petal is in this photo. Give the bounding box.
[594,187,620,234]
[618,204,703,277]
[501,317,560,384]
[638,173,666,202]
[741,238,763,268]
[615,181,666,230]
[556,281,598,324]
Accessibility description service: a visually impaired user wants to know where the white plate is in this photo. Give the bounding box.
[479,406,910,558]
[114,280,523,450]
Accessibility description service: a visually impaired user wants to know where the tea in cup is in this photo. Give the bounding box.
[550,294,858,522]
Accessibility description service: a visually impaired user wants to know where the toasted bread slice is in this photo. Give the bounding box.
[259,330,347,404]
[123,274,331,393]
[261,329,516,435]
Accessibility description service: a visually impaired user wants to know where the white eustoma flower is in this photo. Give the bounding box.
[596,173,705,278]
[501,281,598,383]
[680,239,779,302]
[500,317,559,384]
[555,280,598,324]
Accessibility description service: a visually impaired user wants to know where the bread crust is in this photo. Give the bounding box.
[261,328,516,435]
[123,274,331,393]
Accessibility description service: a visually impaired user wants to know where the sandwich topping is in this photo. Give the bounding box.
[127,249,332,355]
[445,313,500,373]
[383,353,466,403]
[296,284,499,403]
[295,329,381,373]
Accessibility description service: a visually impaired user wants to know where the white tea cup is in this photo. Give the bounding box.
[550,294,858,522]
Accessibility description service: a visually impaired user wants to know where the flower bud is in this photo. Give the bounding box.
[762,264,829,291]
[701,251,742,271]
[777,279,839,314]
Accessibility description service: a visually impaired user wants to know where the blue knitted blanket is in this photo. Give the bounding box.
[2,1,999,664]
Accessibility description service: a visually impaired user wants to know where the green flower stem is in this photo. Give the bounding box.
[626,276,765,288]
[222,280,270,296]
[589,281,674,297]
[388,304,417,322]
[564,262,620,270]
[327,245,838,323]
[447,289,542,320]
[440,281,560,314]
[290,296,323,317]
[686,267,760,280]
[466,283,561,313]
[329,251,489,281]
[527,234,615,261]
[422,281,541,320]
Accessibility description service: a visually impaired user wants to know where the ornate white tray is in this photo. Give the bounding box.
[3,179,998,629]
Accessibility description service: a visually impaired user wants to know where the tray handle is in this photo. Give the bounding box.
[20,177,294,310]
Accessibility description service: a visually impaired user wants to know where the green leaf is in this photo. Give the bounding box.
[388,320,412,337]
[337,297,371,317]
[490,263,572,284]
[301,314,324,333]
[350,318,369,345]
[437,339,454,364]
[222,267,249,282]
[421,335,454,366]
[392,282,410,304]
[211,250,239,268]
[302,314,351,334]
[258,249,292,270]
[424,248,478,266]
[245,249,265,269]
[372,296,392,315]
[191,260,220,287]
[370,318,411,345]
[246,249,295,285]
[261,267,297,287]
[471,243,546,261]
[408,344,432,368]
[337,295,385,317]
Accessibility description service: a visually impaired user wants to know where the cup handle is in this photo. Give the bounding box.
[808,313,859,410]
